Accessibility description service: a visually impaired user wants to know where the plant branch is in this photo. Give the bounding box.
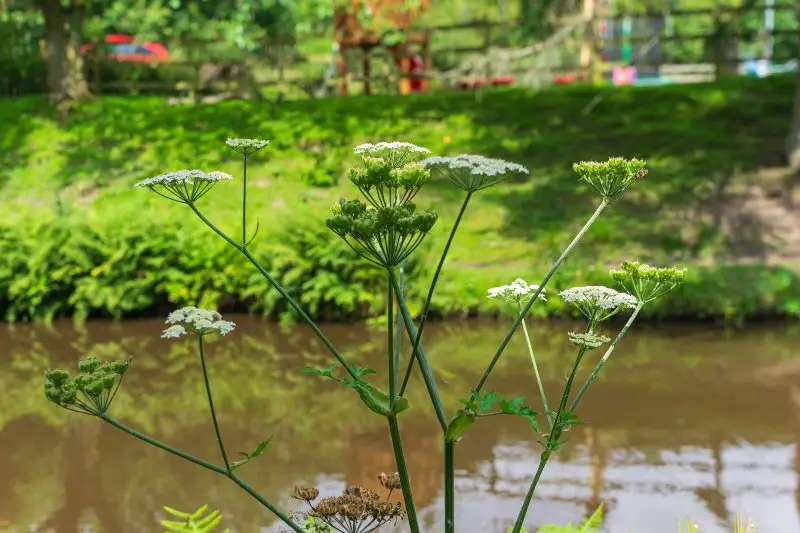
[569,302,644,412]
[518,302,552,429]
[99,415,303,533]
[198,334,230,471]
[187,202,357,380]
[400,191,472,395]
[474,198,609,393]
[389,269,448,431]
[388,415,421,533]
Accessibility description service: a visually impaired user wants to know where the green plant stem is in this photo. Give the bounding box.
[100,414,226,474]
[394,263,404,390]
[518,302,552,429]
[387,269,396,403]
[510,453,550,533]
[198,334,230,471]
[510,346,588,533]
[242,153,248,248]
[100,414,303,533]
[227,473,303,533]
[399,191,472,396]
[444,440,456,533]
[389,268,448,431]
[569,302,644,412]
[474,198,609,393]
[187,203,357,380]
[388,415,421,533]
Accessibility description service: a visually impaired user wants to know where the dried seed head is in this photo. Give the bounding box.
[312,497,338,518]
[378,472,402,490]
[291,486,320,501]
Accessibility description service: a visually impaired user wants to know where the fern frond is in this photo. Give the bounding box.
[161,504,229,533]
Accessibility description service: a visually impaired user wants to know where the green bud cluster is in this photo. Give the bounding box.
[44,356,130,416]
[326,199,437,267]
[610,260,688,303]
[348,157,431,208]
[573,157,648,199]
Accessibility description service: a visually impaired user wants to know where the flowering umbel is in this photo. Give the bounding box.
[487,278,546,306]
[162,306,236,339]
[421,154,529,193]
[610,261,687,303]
[44,356,130,416]
[573,157,647,199]
[559,285,638,323]
[134,169,232,204]
[225,137,270,155]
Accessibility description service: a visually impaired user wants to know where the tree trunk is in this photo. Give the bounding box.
[35,0,90,104]
[788,0,800,179]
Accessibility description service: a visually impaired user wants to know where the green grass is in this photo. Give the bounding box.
[1,75,799,321]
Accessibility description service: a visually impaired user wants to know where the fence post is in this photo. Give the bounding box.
[483,17,492,83]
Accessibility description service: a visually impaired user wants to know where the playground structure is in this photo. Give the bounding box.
[333,0,431,95]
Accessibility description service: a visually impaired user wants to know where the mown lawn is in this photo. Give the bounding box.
[1,75,799,321]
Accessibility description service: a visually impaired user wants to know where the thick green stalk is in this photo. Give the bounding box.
[187,203,357,380]
[387,269,396,403]
[400,191,472,396]
[510,346,588,533]
[394,263,405,391]
[569,302,644,412]
[518,302,552,429]
[242,153,248,248]
[444,440,456,533]
[510,453,550,533]
[99,415,303,533]
[389,269,448,431]
[198,334,230,471]
[474,199,609,393]
[388,416,421,533]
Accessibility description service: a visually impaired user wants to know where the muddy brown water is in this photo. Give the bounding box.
[1,317,799,533]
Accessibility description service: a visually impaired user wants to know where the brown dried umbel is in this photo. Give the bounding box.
[378,472,401,491]
[290,480,404,533]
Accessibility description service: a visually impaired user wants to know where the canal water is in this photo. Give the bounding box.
[0,317,798,533]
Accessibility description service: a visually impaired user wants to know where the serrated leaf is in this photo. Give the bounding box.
[476,390,497,412]
[499,397,525,414]
[303,364,336,377]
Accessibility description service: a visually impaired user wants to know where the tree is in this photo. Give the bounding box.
[31,0,90,103]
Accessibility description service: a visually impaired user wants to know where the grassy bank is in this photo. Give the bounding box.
[1,75,799,322]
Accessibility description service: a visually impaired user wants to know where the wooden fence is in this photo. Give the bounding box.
[53,3,800,99]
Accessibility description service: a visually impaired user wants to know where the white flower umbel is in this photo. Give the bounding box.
[567,332,610,350]
[421,154,529,192]
[135,169,232,204]
[225,138,270,155]
[487,278,546,306]
[162,306,236,338]
[559,285,638,323]
[353,141,431,169]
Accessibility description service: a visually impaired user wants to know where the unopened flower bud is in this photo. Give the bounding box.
[45,369,69,386]
[78,357,100,374]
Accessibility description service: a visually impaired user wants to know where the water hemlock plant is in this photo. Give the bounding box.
[44,140,687,533]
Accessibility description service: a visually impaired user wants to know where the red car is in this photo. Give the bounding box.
[81,34,169,63]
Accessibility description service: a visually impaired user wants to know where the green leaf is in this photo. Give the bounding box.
[229,437,273,471]
[579,503,603,532]
[499,397,525,414]
[356,383,409,416]
[303,364,336,378]
[352,366,377,378]
[445,409,477,441]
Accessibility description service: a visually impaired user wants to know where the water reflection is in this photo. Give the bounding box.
[0,318,799,533]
